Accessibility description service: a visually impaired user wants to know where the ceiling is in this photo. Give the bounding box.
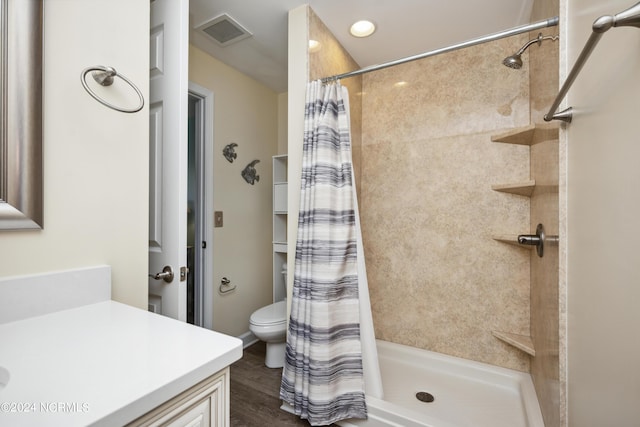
[189,0,535,93]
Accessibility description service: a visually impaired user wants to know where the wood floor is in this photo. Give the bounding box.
[229,342,339,427]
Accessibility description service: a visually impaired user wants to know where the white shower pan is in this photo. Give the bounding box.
[338,340,544,427]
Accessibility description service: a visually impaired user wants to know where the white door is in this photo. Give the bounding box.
[148,0,189,321]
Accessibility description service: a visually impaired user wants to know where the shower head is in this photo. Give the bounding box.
[502,53,524,69]
[502,32,559,69]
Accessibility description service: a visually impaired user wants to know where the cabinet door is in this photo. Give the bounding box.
[164,398,211,427]
[126,368,228,427]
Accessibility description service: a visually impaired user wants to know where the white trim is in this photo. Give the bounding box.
[188,81,215,330]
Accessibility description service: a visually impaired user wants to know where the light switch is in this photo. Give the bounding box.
[214,211,223,227]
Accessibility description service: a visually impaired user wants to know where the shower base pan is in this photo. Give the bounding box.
[338,339,544,427]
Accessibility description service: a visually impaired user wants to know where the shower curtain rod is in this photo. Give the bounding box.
[321,16,559,82]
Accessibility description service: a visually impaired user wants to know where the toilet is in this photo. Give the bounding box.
[249,264,288,368]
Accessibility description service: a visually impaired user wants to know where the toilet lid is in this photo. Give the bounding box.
[250,300,287,326]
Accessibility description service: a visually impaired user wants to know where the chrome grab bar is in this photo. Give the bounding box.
[544,2,640,123]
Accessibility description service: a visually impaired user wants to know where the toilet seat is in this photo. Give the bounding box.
[250,300,286,326]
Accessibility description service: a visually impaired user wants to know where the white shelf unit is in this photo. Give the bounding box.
[272,155,288,303]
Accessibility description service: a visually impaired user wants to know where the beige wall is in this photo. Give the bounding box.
[528,0,561,425]
[0,0,149,309]
[189,45,279,337]
[564,0,640,425]
[360,37,532,372]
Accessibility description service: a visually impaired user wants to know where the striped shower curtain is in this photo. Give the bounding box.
[279,80,367,425]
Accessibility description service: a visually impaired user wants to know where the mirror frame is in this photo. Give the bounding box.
[0,0,43,230]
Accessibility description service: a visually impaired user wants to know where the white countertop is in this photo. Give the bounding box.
[0,300,243,426]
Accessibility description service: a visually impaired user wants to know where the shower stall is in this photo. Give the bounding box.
[285,2,640,426]
[286,2,563,426]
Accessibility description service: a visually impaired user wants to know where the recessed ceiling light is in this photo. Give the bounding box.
[350,20,376,38]
[308,39,321,52]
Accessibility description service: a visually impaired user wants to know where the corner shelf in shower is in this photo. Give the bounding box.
[491,123,559,146]
[490,123,558,197]
[488,123,559,360]
[492,331,536,356]
[491,180,536,197]
[491,235,532,248]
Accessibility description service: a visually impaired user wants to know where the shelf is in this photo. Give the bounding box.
[274,183,288,212]
[273,214,287,242]
[492,331,535,356]
[273,155,288,182]
[492,235,531,248]
[491,180,536,197]
[273,155,288,303]
[273,242,288,253]
[491,123,559,146]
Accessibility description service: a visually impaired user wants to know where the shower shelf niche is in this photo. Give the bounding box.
[489,122,559,358]
[492,331,536,356]
[491,235,533,247]
[490,123,558,197]
[491,180,536,197]
[491,123,559,146]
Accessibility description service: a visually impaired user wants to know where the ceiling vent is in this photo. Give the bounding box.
[196,14,252,47]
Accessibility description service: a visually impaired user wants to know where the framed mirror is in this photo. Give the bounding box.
[0,0,43,230]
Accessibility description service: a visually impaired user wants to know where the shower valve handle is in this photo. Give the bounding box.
[518,235,541,245]
[517,224,559,258]
[518,224,548,258]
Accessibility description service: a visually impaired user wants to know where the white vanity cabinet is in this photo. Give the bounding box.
[127,368,229,427]
[0,267,243,427]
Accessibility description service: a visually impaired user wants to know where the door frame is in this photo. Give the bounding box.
[188,81,214,330]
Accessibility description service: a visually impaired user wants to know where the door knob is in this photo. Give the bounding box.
[149,265,174,283]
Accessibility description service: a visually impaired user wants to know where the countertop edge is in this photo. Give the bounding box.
[0,300,244,427]
[95,343,243,427]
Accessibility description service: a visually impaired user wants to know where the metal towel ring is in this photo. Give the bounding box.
[81,65,144,113]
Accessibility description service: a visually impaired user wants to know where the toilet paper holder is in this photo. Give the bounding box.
[219,277,237,294]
